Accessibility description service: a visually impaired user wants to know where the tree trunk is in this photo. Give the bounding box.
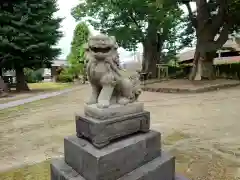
[142,41,161,78]
[142,21,161,78]
[189,26,217,81]
[189,48,200,80]
[0,76,8,92]
[201,55,215,80]
[16,67,30,92]
[189,46,216,80]
[185,0,228,81]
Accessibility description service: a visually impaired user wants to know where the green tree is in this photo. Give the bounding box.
[67,22,90,79]
[67,46,84,79]
[72,0,187,77]
[24,68,43,83]
[178,0,240,80]
[0,0,62,91]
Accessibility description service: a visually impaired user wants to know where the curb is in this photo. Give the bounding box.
[0,86,84,110]
[142,82,240,94]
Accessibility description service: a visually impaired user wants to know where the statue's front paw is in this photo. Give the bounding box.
[118,97,130,105]
[97,100,110,108]
[86,97,97,105]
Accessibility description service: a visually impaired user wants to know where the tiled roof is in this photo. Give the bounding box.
[177,49,195,62]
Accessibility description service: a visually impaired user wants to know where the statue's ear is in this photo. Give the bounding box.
[83,43,89,51]
[88,35,94,42]
[114,42,119,49]
[110,36,118,49]
[110,36,116,42]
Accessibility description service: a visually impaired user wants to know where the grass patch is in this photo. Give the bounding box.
[28,82,73,91]
[163,132,239,180]
[0,95,34,104]
[0,101,42,118]
[0,82,74,104]
[0,94,66,119]
[171,149,239,180]
[0,160,50,180]
[163,131,191,145]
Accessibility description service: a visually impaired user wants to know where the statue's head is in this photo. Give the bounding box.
[87,34,117,60]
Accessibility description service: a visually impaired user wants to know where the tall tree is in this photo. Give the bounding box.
[178,0,240,80]
[72,0,186,77]
[0,0,62,91]
[67,22,90,78]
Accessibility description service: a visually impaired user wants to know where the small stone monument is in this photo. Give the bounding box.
[50,34,188,180]
[0,76,8,97]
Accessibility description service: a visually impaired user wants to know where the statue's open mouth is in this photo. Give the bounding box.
[90,47,111,53]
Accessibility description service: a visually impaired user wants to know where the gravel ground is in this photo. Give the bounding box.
[0,85,240,179]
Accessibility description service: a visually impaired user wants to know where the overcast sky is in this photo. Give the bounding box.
[55,0,196,61]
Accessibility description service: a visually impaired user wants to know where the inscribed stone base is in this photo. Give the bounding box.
[64,131,161,180]
[84,102,144,120]
[76,111,150,148]
[51,152,178,180]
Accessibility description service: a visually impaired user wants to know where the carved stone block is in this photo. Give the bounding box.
[84,102,144,120]
[64,131,161,180]
[76,111,150,148]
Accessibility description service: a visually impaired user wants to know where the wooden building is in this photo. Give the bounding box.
[177,37,240,66]
[43,59,68,81]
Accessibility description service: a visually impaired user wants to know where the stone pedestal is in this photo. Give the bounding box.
[64,131,163,180]
[84,103,144,120]
[51,104,188,180]
[76,111,150,148]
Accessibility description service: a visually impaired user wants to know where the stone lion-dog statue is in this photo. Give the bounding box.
[84,34,141,108]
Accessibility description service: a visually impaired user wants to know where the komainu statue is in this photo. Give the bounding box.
[84,34,141,108]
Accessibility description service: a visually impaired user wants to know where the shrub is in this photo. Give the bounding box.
[166,65,189,79]
[168,66,182,75]
[24,68,43,83]
[56,65,64,75]
[56,69,74,82]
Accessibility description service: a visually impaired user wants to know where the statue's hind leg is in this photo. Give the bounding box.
[117,79,133,105]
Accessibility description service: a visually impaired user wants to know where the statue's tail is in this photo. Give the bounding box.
[129,72,142,102]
